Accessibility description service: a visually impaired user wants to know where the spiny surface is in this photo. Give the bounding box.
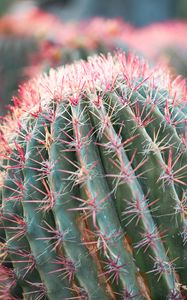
[0,52,187,299]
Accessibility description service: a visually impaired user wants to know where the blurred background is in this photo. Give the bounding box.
[0,0,187,115]
[5,0,187,26]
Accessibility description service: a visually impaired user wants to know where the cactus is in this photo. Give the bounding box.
[25,15,132,77]
[0,52,187,299]
[0,9,132,113]
[160,47,187,78]
[0,0,12,16]
[124,21,187,77]
[0,35,37,115]
[0,8,57,115]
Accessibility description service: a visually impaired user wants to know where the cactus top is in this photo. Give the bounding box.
[0,52,186,151]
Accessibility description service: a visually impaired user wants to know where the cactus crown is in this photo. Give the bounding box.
[0,52,187,299]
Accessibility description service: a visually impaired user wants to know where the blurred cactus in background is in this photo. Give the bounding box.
[0,6,41,115]
[0,8,133,114]
[177,0,187,19]
[124,21,187,77]
[0,0,12,16]
[0,35,37,115]
[35,0,178,26]
[26,16,132,77]
[0,8,65,115]
[164,47,187,77]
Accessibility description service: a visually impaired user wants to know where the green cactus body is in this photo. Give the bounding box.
[0,52,187,299]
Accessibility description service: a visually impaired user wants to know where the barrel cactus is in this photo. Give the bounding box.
[0,52,187,299]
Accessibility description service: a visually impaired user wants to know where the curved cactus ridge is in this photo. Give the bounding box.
[0,52,187,299]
